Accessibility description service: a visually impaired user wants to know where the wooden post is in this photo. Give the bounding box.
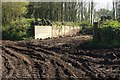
[93,22,99,40]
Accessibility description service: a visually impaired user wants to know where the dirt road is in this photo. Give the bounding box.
[1,35,120,79]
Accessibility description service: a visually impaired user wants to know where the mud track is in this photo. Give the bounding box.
[1,35,120,79]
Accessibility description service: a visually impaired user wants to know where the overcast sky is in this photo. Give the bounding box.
[94,0,113,10]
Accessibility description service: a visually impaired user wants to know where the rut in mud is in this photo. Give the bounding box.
[1,35,120,79]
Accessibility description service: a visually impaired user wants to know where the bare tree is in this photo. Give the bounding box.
[90,0,94,25]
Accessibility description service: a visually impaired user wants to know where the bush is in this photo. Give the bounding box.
[53,22,62,26]
[101,20,120,28]
[52,22,81,30]
[2,18,34,40]
[79,21,92,29]
[96,20,120,46]
[64,22,80,26]
[53,21,81,27]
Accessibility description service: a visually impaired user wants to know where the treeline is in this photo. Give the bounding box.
[25,2,93,22]
[2,2,120,26]
[2,2,95,25]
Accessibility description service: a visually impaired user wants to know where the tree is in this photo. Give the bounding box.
[96,9,112,17]
[113,0,116,19]
[2,2,28,25]
[116,0,120,19]
[90,0,94,25]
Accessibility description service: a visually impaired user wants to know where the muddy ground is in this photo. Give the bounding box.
[0,35,120,80]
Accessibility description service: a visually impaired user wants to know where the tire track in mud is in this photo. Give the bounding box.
[1,40,120,79]
[2,45,79,79]
[50,47,120,79]
[29,46,78,78]
[2,46,33,78]
[0,52,2,80]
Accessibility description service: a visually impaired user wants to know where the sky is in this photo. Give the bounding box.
[94,0,113,11]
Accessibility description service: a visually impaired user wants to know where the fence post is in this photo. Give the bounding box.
[93,22,99,40]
